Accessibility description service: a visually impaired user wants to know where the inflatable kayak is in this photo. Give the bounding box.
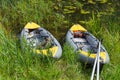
[66,24,110,64]
[20,22,62,58]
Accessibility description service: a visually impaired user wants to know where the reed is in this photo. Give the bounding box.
[0,0,119,80]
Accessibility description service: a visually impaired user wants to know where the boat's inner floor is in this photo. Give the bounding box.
[73,37,103,53]
[35,36,54,50]
[25,29,55,49]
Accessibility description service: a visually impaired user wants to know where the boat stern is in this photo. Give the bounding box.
[35,46,62,59]
[79,50,109,64]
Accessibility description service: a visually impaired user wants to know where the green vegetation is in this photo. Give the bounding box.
[0,0,120,80]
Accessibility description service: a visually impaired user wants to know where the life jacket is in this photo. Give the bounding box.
[73,30,84,38]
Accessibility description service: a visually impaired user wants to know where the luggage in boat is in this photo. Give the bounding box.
[66,24,110,64]
[20,22,62,58]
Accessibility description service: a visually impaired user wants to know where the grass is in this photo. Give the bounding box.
[0,18,120,79]
[0,0,120,80]
[0,30,86,80]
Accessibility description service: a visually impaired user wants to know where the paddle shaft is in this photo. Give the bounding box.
[90,42,101,80]
[97,42,101,80]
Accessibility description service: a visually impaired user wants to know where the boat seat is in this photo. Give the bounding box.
[73,38,87,43]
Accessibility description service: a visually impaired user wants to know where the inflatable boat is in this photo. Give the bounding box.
[20,22,62,58]
[66,24,110,64]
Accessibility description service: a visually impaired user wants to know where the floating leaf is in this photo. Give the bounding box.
[64,6,76,10]
[63,9,75,14]
[88,0,95,4]
[63,20,69,24]
[100,0,108,3]
[79,21,86,24]
[80,9,90,14]
[54,6,59,10]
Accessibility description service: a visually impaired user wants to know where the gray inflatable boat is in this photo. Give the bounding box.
[66,24,110,64]
[20,22,62,59]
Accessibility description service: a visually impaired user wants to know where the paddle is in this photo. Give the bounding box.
[90,41,101,80]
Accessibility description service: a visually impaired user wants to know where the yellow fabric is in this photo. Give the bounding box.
[70,24,87,32]
[79,50,106,62]
[36,46,58,57]
[25,22,40,29]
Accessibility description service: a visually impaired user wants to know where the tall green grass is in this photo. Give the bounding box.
[0,19,120,79]
[0,0,65,34]
[0,29,90,80]
[0,0,120,80]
